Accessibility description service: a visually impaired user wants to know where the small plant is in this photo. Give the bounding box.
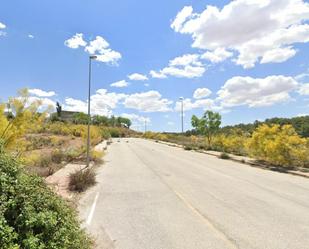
[241,159,246,164]
[69,168,96,192]
[91,150,104,165]
[39,155,52,168]
[219,152,230,159]
[51,149,66,164]
[184,146,193,151]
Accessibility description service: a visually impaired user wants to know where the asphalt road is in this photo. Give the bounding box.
[79,138,309,249]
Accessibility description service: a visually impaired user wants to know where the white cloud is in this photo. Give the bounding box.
[26,96,56,113]
[201,48,233,63]
[217,75,298,107]
[64,33,87,49]
[63,89,127,116]
[121,113,150,124]
[298,83,309,95]
[297,113,309,117]
[0,22,6,37]
[0,22,6,29]
[85,36,121,65]
[65,34,121,65]
[110,80,129,88]
[175,98,215,112]
[193,88,212,99]
[295,72,309,81]
[124,90,173,112]
[150,70,167,79]
[260,47,297,64]
[169,54,202,67]
[29,88,56,97]
[128,73,148,81]
[167,121,175,126]
[171,6,193,32]
[28,34,34,39]
[150,54,206,79]
[172,0,309,68]
[84,36,109,54]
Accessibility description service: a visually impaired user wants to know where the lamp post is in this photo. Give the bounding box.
[86,55,97,168]
[179,97,184,133]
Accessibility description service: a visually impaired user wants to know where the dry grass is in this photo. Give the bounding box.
[69,168,96,192]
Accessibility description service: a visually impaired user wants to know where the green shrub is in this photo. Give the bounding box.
[0,143,92,249]
[69,169,96,192]
[184,146,193,151]
[219,152,230,159]
[51,149,66,164]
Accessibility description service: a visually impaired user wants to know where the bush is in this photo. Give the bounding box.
[90,150,104,165]
[184,146,193,151]
[51,149,66,164]
[247,124,309,167]
[69,169,96,192]
[219,152,230,159]
[0,143,92,248]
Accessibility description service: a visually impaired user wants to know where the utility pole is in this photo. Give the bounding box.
[179,97,184,133]
[86,55,97,168]
[144,119,147,133]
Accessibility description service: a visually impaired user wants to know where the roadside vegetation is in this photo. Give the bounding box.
[143,111,309,169]
[0,88,135,248]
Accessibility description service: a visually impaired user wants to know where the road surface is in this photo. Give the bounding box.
[79,138,309,249]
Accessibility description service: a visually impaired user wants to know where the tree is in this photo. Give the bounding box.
[56,102,62,117]
[72,112,89,125]
[92,115,109,126]
[191,110,221,147]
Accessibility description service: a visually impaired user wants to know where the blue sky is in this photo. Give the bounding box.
[1,0,309,132]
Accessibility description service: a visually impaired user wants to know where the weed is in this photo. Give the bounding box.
[69,168,96,192]
[219,152,230,159]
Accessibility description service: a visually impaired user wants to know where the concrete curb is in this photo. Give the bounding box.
[153,139,309,179]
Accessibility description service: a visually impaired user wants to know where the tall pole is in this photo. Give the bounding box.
[86,55,97,168]
[179,97,184,133]
[144,119,147,133]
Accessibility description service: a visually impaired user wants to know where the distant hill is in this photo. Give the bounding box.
[220,116,309,137]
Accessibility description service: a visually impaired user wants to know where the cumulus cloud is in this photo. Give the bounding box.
[85,36,121,64]
[193,88,212,99]
[65,34,121,65]
[128,73,148,81]
[124,91,173,112]
[0,22,6,29]
[63,89,127,116]
[25,96,56,113]
[172,0,309,68]
[217,75,298,107]
[110,80,129,88]
[28,34,34,39]
[298,83,309,95]
[0,22,6,37]
[201,48,233,63]
[64,33,87,49]
[175,98,215,112]
[121,113,150,124]
[150,54,205,79]
[171,6,193,32]
[149,70,167,79]
[29,88,56,97]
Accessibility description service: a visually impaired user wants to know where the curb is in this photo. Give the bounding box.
[152,139,309,179]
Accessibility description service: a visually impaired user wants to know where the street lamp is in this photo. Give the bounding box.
[86,55,97,168]
[179,97,184,133]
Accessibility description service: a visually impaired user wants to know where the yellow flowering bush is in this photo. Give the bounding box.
[247,124,309,167]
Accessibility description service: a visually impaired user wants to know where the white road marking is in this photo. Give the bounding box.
[86,192,100,226]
